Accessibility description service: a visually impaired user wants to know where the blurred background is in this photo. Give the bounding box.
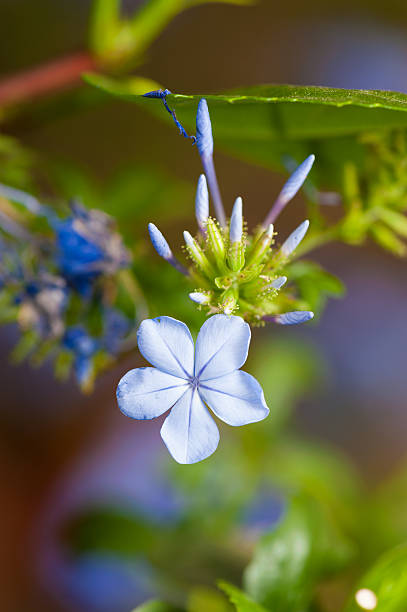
[1,0,407,610]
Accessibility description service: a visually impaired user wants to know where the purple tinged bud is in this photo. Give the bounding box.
[275,311,314,325]
[196,99,213,158]
[195,174,209,230]
[262,154,315,227]
[148,223,172,260]
[270,276,287,289]
[229,197,243,243]
[189,292,209,304]
[278,155,315,205]
[280,220,309,257]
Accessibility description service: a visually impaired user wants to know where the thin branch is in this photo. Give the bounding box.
[0,52,97,108]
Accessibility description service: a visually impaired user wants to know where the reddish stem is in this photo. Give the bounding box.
[0,52,97,108]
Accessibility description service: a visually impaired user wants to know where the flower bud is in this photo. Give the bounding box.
[229,197,243,244]
[278,155,315,206]
[195,174,209,231]
[270,276,287,289]
[274,310,314,325]
[247,224,274,266]
[206,218,226,268]
[148,223,172,260]
[189,292,210,304]
[280,220,309,258]
[196,99,213,158]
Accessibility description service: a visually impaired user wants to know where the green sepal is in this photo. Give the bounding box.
[206,217,227,271]
[228,241,245,272]
[185,237,217,279]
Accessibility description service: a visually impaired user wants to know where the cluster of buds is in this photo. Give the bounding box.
[148,97,315,326]
[0,185,138,389]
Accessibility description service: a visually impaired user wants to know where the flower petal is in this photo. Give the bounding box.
[117,367,187,419]
[194,314,251,381]
[199,370,269,426]
[160,389,219,464]
[137,316,194,378]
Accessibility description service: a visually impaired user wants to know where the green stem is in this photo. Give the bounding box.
[128,0,187,59]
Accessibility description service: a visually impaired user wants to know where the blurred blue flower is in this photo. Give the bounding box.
[117,314,269,464]
[54,201,130,296]
[17,273,68,337]
[63,326,99,386]
[63,553,155,612]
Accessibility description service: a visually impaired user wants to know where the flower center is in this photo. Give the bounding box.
[189,376,200,390]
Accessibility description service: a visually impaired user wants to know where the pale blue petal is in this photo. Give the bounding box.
[275,311,314,325]
[117,367,187,419]
[199,370,269,426]
[194,314,251,381]
[160,389,219,464]
[137,316,194,378]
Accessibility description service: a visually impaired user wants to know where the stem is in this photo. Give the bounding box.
[201,154,226,227]
[0,52,96,108]
[262,194,287,228]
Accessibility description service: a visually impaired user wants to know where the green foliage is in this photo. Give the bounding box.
[243,495,355,612]
[89,0,254,68]
[218,581,268,612]
[132,601,182,612]
[344,544,407,612]
[188,585,232,612]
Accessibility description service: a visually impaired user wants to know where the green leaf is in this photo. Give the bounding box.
[218,581,268,612]
[243,495,356,612]
[369,223,406,256]
[84,73,162,98]
[344,543,407,612]
[132,601,181,612]
[89,0,253,68]
[188,585,232,612]
[85,78,407,135]
[89,0,121,57]
[287,260,346,315]
[376,208,407,239]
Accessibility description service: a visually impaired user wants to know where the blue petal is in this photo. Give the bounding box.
[194,314,251,381]
[117,367,187,419]
[160,389,219,464]
[137,316,194,379]
[199,370,269,426]
[275,311,314,325]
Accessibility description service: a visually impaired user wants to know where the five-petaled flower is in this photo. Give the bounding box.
[117,314,269,464]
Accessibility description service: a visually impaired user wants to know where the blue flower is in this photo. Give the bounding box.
[117,314,269,464]
[63,326,99,387]
[18,273,68,337]
[55,202,130,296]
